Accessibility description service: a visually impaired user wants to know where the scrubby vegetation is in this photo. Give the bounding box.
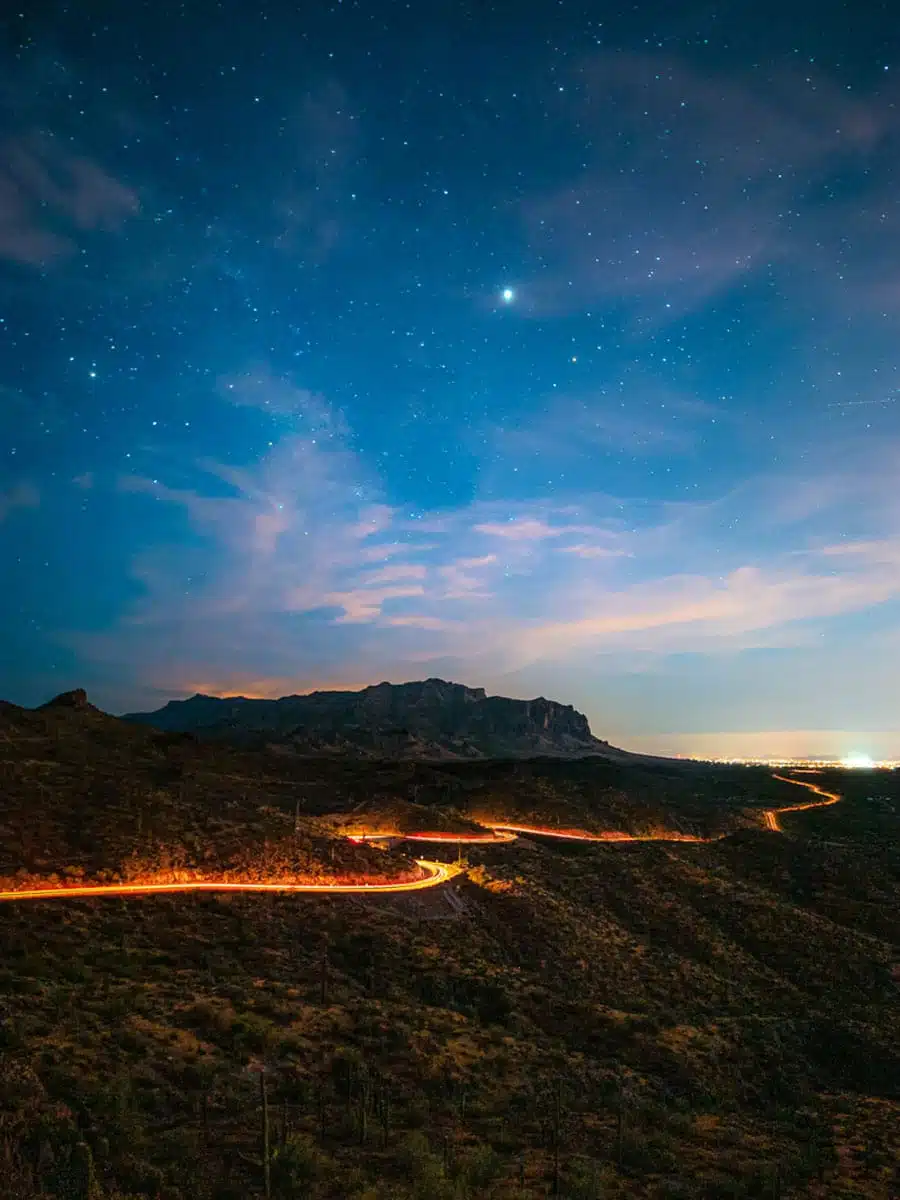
[0,699,425,892]
[0,698,898,1197]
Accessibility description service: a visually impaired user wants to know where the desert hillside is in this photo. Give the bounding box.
[0,692,897,1198]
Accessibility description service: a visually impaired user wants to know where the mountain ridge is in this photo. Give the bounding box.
[123,676,623,760]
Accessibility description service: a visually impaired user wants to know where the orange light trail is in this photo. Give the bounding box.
[0,860,455,903]
[350,774,843,845]
[0,777,844,904]
[403,830,518,844]
[486,823,720,843]
[348,830,518,844]
[763,774,842,832]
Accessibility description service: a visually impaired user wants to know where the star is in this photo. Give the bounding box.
[501,287,515,304]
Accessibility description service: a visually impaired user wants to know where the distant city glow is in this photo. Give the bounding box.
[679,755,898,769]
[840,753,875,769]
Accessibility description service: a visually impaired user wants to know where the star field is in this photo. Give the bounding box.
[3,1,900,756]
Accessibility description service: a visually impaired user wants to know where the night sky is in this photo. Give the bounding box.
[3,1,900,757]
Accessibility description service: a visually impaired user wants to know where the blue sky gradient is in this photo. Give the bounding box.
[3,1,900,756]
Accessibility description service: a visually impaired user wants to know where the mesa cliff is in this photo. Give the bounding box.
[124,677,619,759]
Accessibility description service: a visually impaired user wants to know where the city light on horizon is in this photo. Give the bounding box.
[680,754,897,769]
[840,753,876,769]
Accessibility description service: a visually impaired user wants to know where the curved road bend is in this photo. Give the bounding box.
[764,774,842,832]
[0,859,455,904]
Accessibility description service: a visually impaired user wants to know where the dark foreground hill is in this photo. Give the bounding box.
[0,691,898,1198]
[124,678,623,760]
[0,691,424,891]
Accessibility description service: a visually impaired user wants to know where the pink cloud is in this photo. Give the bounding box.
[511,553,900,665]
[95,387,900,706]
[386,615,456,631]
[560,544,631,560]
[357,541,436,563]
[363,564,428,584]
[474,518,592,541]
[324,585,425,623]
[350,505,397,539]
[456,554,497,569]
[819,539,900,562]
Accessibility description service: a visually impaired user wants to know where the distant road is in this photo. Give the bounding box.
[765,774,842,832]
[0,774,843,904]
[351,831,518,845]
[357,773,843,845]
[486,823,720,843]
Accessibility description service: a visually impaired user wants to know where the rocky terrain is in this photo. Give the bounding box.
[124,678,621,760]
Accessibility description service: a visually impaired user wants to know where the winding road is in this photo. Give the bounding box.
[0,773,842,903]
[764,774,842,831]
[0,860,456,903]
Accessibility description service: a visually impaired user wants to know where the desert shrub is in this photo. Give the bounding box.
[619,1126,679,1173]
[455,1141,503,1190]
[182,999,231,1032]
[113,1029,145,1055]
[475,981,512,1026]
[397,1130,448,1194]
[403,1093,430,1129]
[0,1022,25,1050]
[271,1132,329,1195]
[563,1157,617,1199]
[229,1012,274,1054]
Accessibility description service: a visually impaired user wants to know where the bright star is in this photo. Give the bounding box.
[501,287,515,304]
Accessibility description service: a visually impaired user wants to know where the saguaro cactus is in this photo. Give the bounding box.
[260,1070,271,1200]
[72,1141,97,1200]
[320,937,329,1005]
[551,1078,562,1197]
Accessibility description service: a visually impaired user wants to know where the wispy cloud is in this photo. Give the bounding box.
[75,369,900,715]
[560,544,631,560]
[271,80,360,260]
[0,134,138,265]
[362,564,428,584]
[473,518,593,542]
[512,555,900,666]
[325,584,426,623]
[0,482,39,523]
[492,387,715,464]
[219,367,342,426]
[438,554,497,600]
[518,54,887,320]
[385,615,457,631]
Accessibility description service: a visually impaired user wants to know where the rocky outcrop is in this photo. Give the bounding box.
[40,688,94,711]
[124,678,616,760]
